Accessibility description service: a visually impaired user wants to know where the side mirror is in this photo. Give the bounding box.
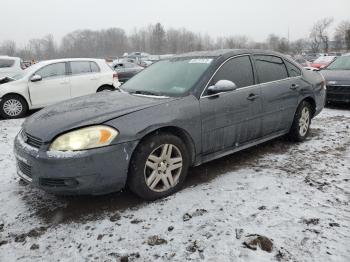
[207,80,237,95]
[30,75,42,82]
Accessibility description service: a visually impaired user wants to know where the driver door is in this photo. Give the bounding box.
[199,55,262,155]
[28,62,70,107]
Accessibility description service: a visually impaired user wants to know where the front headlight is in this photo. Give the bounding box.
[49,125,118,151]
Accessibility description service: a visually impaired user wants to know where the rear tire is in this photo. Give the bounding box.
[127,133,189,200]
[288,101,312,142]
[0,95,28,119]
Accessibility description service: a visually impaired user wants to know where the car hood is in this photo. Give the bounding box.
[321,70,350,85]
[23,91,178,142]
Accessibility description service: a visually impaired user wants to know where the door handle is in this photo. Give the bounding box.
[290,83,299,90]
[247,93,259,101]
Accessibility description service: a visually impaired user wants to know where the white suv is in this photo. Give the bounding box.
[0,58,120,119]
[0,56,23,79]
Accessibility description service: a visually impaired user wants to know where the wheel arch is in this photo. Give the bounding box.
[133,126,197,166]
[96,84,115,92]
[301,96,316,117]
[1,92,30,108]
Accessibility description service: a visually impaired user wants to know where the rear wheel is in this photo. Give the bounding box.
[288,101,312,142]
[0,95,28,119]
[127,133,189,200]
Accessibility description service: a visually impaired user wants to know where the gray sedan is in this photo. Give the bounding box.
[14,49,326,200]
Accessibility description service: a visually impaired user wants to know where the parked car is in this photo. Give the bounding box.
[0,58,120,119]
[0,56,23,79]
[311,56,336,69]
[112,61,144,83]
[321,55,350,103]
[14,50,325,200]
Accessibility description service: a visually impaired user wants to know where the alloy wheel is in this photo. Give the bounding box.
[3,99,23,117]
[299,107,310,136]
[144,144,183,192]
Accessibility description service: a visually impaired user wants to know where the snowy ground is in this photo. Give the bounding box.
[0,106,349,262]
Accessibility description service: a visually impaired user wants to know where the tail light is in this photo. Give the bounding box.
[113,72,118,80]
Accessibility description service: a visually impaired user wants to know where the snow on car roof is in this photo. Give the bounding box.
[38,58,105,65]
[173,49,286,59]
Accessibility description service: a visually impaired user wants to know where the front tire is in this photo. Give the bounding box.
[288,101,312,142]
[127,133,189,200]
[0,95,28,119]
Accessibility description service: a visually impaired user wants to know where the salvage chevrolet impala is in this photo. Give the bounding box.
[14,50,326,200]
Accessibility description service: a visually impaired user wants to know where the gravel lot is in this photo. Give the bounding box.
[0,106,349,262]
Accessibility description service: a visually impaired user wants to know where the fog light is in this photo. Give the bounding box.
[64,178,79,187]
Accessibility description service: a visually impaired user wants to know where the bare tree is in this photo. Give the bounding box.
[346,29,350,51]
[291,38,309,54]
[334,20,350,51]
[0,40,17,56]
[266,34,280,51]
[310,18,334,53]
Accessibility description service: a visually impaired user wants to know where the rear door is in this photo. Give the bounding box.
[253,55,300,136]
[28,62,70,107]
[200,55,262,155]
[69,61,101,97]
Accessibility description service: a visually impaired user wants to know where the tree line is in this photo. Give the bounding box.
[1,18,349,61]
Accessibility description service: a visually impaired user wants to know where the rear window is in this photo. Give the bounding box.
[285,61,301,77]
[70,61,100,74]
[90,62,100,72]
[254,55,288,83]
[0,59,15,68]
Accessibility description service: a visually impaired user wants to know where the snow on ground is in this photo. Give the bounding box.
[0,107,349,262]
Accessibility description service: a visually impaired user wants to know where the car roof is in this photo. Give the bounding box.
[0,55,21,60]
[38,58,105,66]
[172,49,285,59]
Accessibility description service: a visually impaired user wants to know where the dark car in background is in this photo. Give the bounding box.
[14,49,326,200]
[321,55,350,103]
[112,61,144,83]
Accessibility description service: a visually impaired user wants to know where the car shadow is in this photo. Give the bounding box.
[21,136,296,226]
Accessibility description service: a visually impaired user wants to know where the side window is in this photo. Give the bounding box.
[285,60,301,77]
[36,63,66,79]
[0,59,15,68]
[71,61,92,75]
[209,55,254,89]
[90,62,100,73]
[254,55,288,83]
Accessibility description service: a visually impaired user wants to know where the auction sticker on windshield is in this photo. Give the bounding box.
[189,59,213,64]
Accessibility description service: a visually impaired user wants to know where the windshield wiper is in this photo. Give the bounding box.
[131,90,162,96]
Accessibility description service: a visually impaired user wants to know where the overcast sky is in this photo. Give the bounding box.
[1,0,349,46]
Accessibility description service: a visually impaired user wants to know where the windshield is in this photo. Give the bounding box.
[11,62,44,80]
[326,56,350,70]
[120,57,214,97]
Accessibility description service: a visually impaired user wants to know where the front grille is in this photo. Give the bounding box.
[326,85,350,93]
[22,130,43,148]
[327,86,350,101]
[17,159,32,178]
